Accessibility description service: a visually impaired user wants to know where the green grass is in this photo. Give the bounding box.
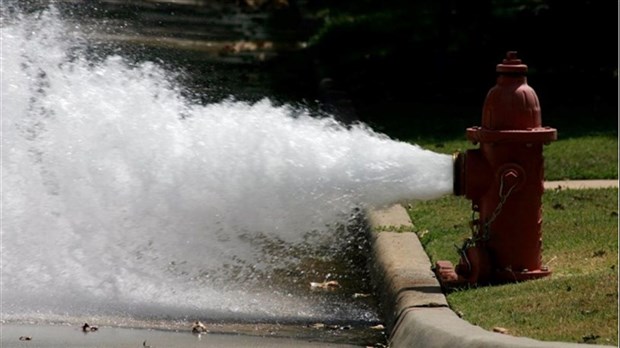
[407,188,618,345]
[447,272,617,345]
[544,136,618,180]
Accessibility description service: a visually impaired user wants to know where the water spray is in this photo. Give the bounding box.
[1,9,453,321]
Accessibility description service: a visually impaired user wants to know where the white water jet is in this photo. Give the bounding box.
[1,9,453,322]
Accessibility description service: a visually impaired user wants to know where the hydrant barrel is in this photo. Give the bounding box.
[445,51,557,285]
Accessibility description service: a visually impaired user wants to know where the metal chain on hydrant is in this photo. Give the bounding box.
[454,174,519,274]
[482,174,518,241]
[457,174,518,255]
[453,210,479,271]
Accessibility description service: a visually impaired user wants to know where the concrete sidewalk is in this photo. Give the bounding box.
[544,180,618,190]
[367,181,617,348]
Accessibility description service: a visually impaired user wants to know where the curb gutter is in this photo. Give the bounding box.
[366,203,615,348]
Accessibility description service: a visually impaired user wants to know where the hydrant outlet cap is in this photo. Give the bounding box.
[496,51,528,74]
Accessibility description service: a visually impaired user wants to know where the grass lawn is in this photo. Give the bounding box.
[407,188,618,345]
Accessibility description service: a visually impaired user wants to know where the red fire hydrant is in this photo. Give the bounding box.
[436,51,557,285]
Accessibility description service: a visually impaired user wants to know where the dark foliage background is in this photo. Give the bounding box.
[307,0,617,104]
[10,0,618,139]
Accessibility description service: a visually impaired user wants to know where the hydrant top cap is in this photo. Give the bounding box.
[496,51,528,74]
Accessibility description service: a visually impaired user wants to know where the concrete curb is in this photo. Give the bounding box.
[366,202,615,348]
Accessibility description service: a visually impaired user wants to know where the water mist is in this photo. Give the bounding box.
[1,9,453,323]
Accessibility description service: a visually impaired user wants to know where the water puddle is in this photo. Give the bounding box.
[1,323,374,347]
